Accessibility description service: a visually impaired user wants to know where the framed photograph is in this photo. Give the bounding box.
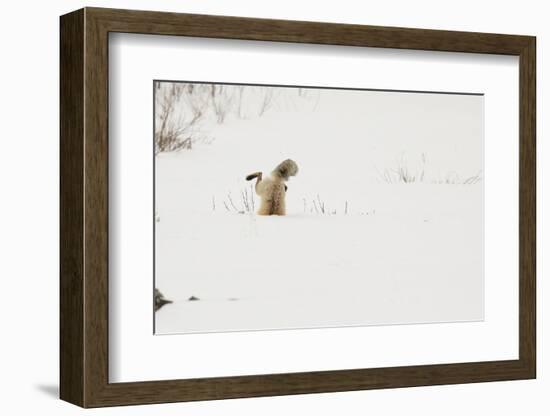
[60,7,536,407]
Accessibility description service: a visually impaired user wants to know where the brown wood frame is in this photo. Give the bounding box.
[60,7,536,408]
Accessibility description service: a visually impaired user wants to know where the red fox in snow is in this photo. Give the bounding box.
[246,159,298,216]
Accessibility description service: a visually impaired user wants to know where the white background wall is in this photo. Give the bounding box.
[0,0,545,414]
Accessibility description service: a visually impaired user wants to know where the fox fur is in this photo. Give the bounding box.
[246,159,298,215]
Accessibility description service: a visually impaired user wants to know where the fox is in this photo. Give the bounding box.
[246,159,298,216]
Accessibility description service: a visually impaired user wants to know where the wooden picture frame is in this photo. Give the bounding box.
[60,7,536,408]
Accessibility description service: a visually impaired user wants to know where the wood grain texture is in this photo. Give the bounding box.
[518,38,536,375]
[88,7,532,54]
[59,8,84,407]
[59,7,536,408]
[83,10,110,406]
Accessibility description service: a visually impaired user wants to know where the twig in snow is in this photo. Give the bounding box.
[241,188,250,212]
[316,194,325,214]
[227,192,240,212]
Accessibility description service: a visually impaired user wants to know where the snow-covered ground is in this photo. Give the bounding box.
[154,85,484,334]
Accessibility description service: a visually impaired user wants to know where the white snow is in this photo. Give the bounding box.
[154,85,483,334]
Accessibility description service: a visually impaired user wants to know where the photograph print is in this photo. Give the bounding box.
[153,80,484,335]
